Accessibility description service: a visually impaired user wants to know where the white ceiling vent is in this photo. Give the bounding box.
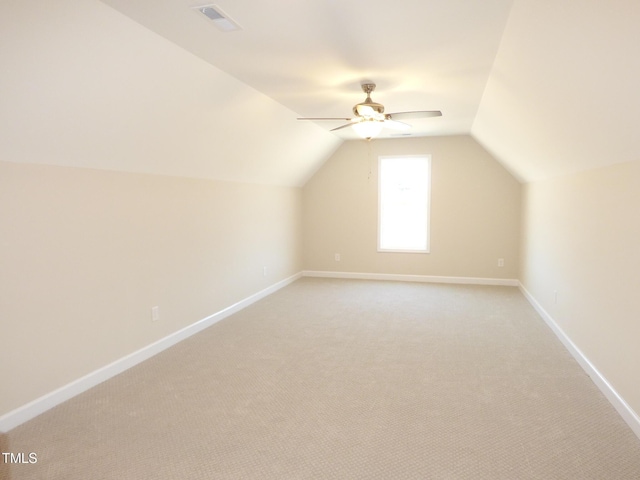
[193,4,241,32]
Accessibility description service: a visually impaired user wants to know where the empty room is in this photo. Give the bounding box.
[1,1,639,478]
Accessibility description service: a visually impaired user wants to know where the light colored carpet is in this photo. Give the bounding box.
[5,278,640,479]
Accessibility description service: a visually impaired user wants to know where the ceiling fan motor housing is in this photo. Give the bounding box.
[354,84,385,118]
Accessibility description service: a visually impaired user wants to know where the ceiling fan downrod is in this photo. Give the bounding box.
[354,82,385,117]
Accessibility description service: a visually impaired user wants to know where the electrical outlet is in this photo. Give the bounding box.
[498,258,504,267]
[263,266,267,277]
[151,306,160,322]
[334,253,341,262]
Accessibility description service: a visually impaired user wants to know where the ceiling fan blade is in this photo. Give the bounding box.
[386,110,442,120]
[330,123,356,132]
[383,119,411,131]
[297,117,352,121]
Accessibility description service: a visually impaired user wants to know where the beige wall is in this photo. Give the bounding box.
[520,160,640,418]
[0,161,302,416]
[303,136,521,279]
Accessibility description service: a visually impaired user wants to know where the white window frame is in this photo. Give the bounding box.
[377,155,431,253]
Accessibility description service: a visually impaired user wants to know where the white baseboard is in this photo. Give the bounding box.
[519,283,640,440]
[6,272,637,443]
[303,270,519,286]
[0,273,301,433]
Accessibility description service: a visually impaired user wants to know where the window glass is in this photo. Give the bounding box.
[378,155,431,252]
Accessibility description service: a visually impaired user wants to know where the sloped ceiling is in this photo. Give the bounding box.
[98,0,513,140]
[472,1,640,182]
[3,0,639,185]
[0,0,341,187]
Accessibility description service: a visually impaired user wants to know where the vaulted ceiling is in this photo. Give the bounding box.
[99,0,513,140]
[2,0,639,185]
[473,1,640,181]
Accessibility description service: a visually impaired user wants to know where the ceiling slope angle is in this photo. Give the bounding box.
[0,0,341,187]
[472,1,640,182]
[99,0,514,140]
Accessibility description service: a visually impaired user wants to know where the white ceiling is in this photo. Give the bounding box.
[0,0,341,186]
[99,0,514,140]
[3,0,640,185]
[473,0,640,181]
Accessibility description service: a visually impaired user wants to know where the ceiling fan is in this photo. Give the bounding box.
[297,82,442,139]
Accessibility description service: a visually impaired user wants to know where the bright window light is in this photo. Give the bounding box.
[378,155,431,252]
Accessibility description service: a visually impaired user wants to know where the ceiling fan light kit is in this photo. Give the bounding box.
[352,119,384,139]
[297,82,442,140]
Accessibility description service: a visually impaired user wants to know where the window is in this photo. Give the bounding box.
[378,155,431,252]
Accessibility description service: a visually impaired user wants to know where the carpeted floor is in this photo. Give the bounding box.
[4,278,640,479]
